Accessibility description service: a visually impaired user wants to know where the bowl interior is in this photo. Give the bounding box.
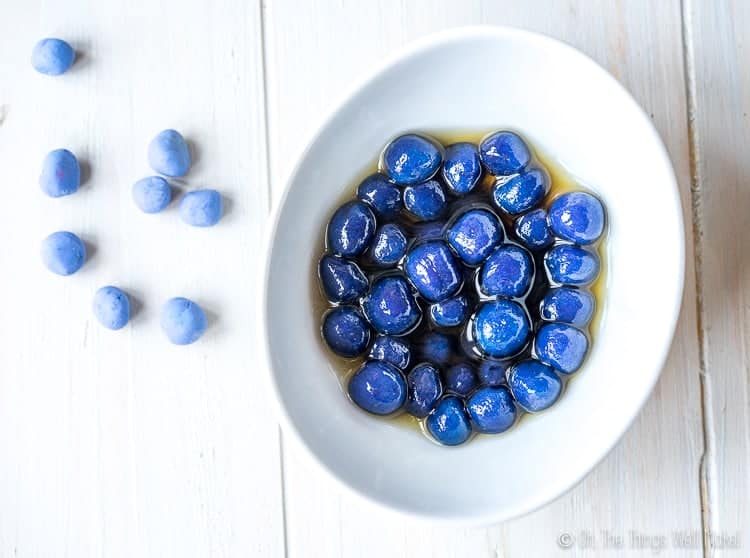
[264,27,682,523]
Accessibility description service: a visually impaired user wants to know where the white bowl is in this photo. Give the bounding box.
[262,26,683,524]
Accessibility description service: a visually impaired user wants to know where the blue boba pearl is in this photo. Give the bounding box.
[403,180,447,221]
[405,363,443,418]
[41,231,86,276]
[466,386,517,434]
[361,275,421,335]
[540,287,595,327]
[92,286,131,330]
[348,360,406,416]
[415,331,454,366]
[446,208,504,266]
[132,176,172,213]
[368,223,408,267]
[322,306,371,357]
[327,201,376,257]
[472,300,530,358]
[492,168,550,215]
[179,189,223,226]
[148,129,191,177]
[514,208,553,250]
[382,134,442,185]
[545,244,600,286]
[404,240,462,302]
[441,142,482,195]
[477,360,507,387]
[479,131,531,176]
[318,254,368,304]
[507,359,562,412]
[548,191,605,245]
[426,396,472,446]
[444,362,478,396]
[32,38,75,75]
[160,297,208,345]
[429,293,470,328]
[479,244,533,298]
[40,149,80,198]
[356,173,402,219]
[535,323,589,374]
[368,335,411,370]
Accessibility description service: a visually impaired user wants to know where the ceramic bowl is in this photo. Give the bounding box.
[261,26,683,524]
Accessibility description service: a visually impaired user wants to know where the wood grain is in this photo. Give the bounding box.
[683,0,750,555]
[0,1,285,557]
[263,1,704,556]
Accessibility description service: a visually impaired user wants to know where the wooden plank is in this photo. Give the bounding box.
[684,0,750,554]
[0,1,285,556]
[262,0,704,556]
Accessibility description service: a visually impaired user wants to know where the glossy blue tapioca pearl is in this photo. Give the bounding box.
[40,149,80,197]
[492,168,550,215]
[368,335,411,370]
[429,293,471,328]
[444,362,478,396]
[479,131,531,176]
[179,189,223,226]
[326,201,376,257]
[382,134,442,186]
[477,360,507,387]
[445,208,504,266]
[148,129,191,177]
[361,275,421,335]
[415,331,455,366]
[92,286,131,330]
[472,299,531,359]
[514,208,553,251]
[356,173,402,219]
[367,223,408,267]
[405,363,443,418]
[548,191,606,245]
[426,396,472,446]
[321,306,371,357]
[318,254,368,303]
[466,386,517,434]
[441,142,482,195]
[32,38,75,75]
[535,323,589,374]
[404,240,462,302]
[403,180,447,221]
[507,359,562,412]
[132,176,172,213]
[411,220,446,244]
[348,360,406,415]
[478,244,534,298]
[540,287,595,327]
[544,244,600,286]
[41,231,86,276]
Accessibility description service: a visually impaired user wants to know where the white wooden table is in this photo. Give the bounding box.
[0,1,746,556]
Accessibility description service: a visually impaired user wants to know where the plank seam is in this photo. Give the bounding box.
[259,1,290,556]
[679,0,716,555]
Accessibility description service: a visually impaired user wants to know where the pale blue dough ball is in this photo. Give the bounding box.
[41,231,86,275]
[40,149,80,197]
[161,297,208,345]
[93,286,131,330]
[133,176,172,213]
[148,129,192,177]
[179,189,223,226]
[32,38,75,75]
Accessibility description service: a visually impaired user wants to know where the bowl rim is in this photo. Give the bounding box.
[259,24,685,525]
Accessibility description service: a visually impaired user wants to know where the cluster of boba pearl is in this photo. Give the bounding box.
[318,131,606,446]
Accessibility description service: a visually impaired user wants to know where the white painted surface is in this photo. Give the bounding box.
[0,0,741,556]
